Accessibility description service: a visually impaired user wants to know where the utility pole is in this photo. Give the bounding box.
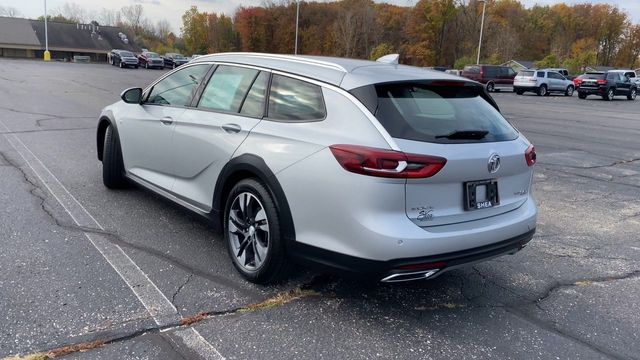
[44,0,50,61]
[476,0,486,65]
[294,1,300,55]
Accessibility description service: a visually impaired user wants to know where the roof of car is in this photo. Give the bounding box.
[192,52,464,90]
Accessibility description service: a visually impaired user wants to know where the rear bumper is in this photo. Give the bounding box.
[289,229,535,281]
[513,85,538,91]
[579,86,605,94]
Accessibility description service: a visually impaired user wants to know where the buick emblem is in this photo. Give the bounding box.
[488,154,501,173]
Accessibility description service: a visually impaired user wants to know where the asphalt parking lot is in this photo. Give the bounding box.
[0,58,639,360]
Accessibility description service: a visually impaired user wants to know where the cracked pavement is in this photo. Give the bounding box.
[1,59,639,359]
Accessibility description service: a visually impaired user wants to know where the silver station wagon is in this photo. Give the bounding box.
[97,53,538,284]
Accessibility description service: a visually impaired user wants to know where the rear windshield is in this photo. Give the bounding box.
[584,73,605,79]
[518,71,534,77]
[362,82,518,144]
[463,66,480,74]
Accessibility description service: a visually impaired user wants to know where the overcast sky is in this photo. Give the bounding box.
[3,0,639,34]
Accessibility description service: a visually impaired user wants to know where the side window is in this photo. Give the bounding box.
[146,64,209,106]
[507,68,516,76]
[240,72,270,118]
[606,73,617,81]
[268,75,326,121]
[626,72,636,78]
[549,72,561,79]
[536,71,545,78]
[485,67,497,77]
[198,65,259,112]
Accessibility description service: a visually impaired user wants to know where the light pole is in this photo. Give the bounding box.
[294,1,300,55]
[476,0,486,65]
[44,0,50,61]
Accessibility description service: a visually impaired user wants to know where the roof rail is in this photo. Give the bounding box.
[201,52,348,73]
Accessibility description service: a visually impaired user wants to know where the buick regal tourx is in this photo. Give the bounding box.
[97,53,537,284]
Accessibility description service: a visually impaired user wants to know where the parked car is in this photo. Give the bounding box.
[445,69,463,76]
[110,50,139,69]
[577,71,637,101]
[461,65,517,92]
[163,53,188,69]
[138,51,164,69]
[97,53,537,284]
[545,68,574,80]
[607,69,640,86]
[513,69,574,96]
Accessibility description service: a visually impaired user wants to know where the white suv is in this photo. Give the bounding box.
[97,53,537,284]
[514,69,575,96]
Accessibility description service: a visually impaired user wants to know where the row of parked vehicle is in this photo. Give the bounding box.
[448,64,638,101]
[107,49,197,70]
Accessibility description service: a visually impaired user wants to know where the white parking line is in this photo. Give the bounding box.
[0,119,224,359]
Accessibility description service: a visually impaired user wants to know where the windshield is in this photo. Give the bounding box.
[173,54,184,59]
[358,82,518,144]
[147,52,159,58]
[120,51,134,57]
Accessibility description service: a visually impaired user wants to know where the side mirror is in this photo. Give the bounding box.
[121,87,143,104]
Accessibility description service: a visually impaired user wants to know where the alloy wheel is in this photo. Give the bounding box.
[566,86,574,96]
[608,89,614,100]
[228,192,269,271]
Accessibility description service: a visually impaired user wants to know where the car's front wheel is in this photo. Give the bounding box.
[565,85,574,96]
[224,179,289,284]
[102,124,127,188]
[578,92,587,99]
[628,88,637,100]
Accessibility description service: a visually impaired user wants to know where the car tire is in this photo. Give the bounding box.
[172,63,177,69]
[224,178,290,284]
[603,88,614,101]
[515,90,524,95]
[486,82,495,92]
[578,92,587,99]
[102,124,127,189]
[565,85,574,96]
[537,84,547,96]
[119,61,123,68]
[134,65,139,69]
[145,62,148,69]
[628,88,637,100]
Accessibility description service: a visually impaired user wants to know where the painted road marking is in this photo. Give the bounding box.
[0,119,223,359]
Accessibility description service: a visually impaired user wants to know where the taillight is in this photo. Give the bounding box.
[329,144,447,179]
[525,145,536,166]
[575,79,582,84]
[597,79,607,84]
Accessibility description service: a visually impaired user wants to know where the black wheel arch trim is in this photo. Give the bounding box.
[97,116,119,161]
[211,154,296,245]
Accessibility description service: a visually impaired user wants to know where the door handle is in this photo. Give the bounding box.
[222,123,241,134]
[160,117,173,125]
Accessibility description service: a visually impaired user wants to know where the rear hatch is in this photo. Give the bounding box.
[362,81,534,227]
[514,70,536,86]
[580,73,605,89]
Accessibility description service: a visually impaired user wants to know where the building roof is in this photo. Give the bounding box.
[503,60,535,69]
[0,17,141,53]
[0,16,40,47]
[193,52,463,90]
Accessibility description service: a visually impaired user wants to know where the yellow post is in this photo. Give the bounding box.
[44,50,51,61]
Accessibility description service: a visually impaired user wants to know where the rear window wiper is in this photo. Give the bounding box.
[435,130,489,140]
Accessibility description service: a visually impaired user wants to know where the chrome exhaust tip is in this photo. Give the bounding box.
[380,269,440,283]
